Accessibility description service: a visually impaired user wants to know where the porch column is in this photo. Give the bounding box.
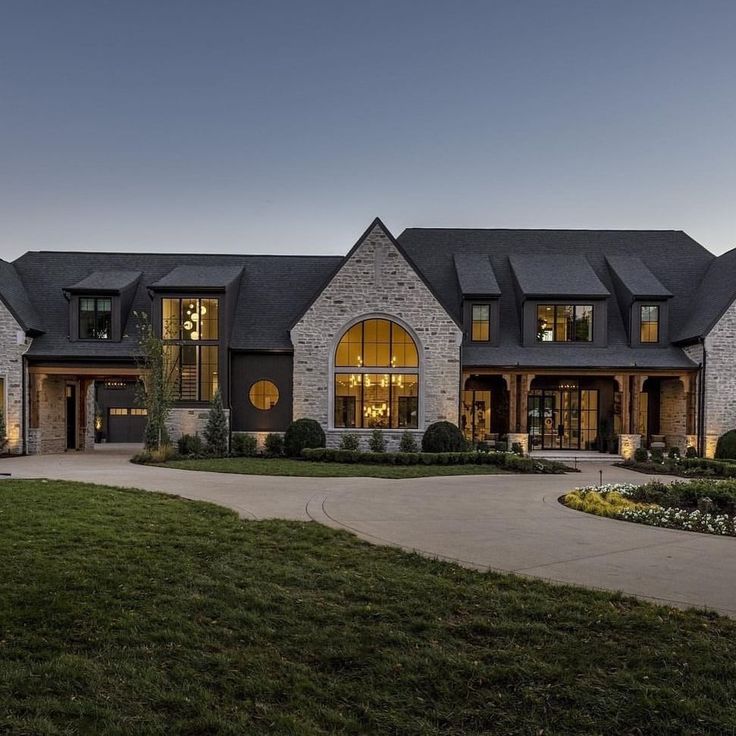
[503,372,516,434]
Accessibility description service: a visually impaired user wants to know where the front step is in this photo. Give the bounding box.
[530,451,622,463]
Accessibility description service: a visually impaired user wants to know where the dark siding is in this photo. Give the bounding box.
[230,353,293,432]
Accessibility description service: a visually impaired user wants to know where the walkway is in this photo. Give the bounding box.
[4,448,735,616]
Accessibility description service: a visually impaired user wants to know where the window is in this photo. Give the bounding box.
[162,298,219,402]
[640,305,659,343]
[249,380,279,410]
[334,318,419,428]
[79,297,112,339]
[536,305,593,342]
[471,304,491,341]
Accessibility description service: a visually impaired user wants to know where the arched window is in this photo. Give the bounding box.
[333,318,419,429]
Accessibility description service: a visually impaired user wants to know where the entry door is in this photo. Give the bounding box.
[65,384,77,450]
[557,390,580,449]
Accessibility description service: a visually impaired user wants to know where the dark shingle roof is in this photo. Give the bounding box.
[605,256,672,299]
[150,265,244,289]
[12,252,342,357]
[65,270,142,292]
[398,228,714,370]
[676,247,736,342]
[453,254,501,296]
[509,254,610,298]
[0,260,44,334]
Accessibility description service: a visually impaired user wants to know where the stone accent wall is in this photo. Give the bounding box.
[0,300,29,454]
[507,432,529,456]
[165,406,230,444]
[291,222,462,446]
[29,375,67,454]
[659,378,686,451]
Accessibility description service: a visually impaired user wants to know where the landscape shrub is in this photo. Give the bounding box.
[177,433,204,456]
[339,432,360,451]
[284,418,325,457]
[131,444,178,464]
[369,429,386,453]
[511,442,524,456]
[421,421,466,453]
[650,447,664,464]
[399,431,418,453]
[633,447,648,463]
[231,433,258,457]
[715,429,736,460]
[668,446,680,460]
[264,433,284,457]
[203,389,229,457]
[685,445,698,458]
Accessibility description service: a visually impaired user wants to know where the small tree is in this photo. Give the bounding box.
[0,408,7,451]
[369,429,386,453]
[203,389,228,456]
[135,312,176,450]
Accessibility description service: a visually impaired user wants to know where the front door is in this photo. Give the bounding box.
[528,388,598,450]
[65,384,77,450]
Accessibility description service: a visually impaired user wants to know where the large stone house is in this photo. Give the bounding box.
[1,218,734,458]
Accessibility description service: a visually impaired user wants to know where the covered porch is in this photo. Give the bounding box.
[461,369,697,458]
[27,365,143,454]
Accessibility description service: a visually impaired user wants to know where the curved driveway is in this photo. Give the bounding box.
[4,449,736,616]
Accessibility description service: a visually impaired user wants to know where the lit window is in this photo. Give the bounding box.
[79,297,112,339]
[471,305,491,341]
[640,305,659,343]
[162,298,219,401]
[536,305,593,342]
[249,380,279,410]
[334,319,419,428]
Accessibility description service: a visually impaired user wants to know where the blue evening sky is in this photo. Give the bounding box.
[1,0,735,260]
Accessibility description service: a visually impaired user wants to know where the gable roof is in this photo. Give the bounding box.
[605,256,672,299]
[12,251,342,358]
[676,247,736,342]
[453,254,501,297]
[509,254,610,298]
[0,259,44,334]
[398,228,713,369]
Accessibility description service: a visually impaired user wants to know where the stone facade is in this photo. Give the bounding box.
[618,433,641,460]
[507,432,529,456]
[27,375,67,454]
[659,377,687,452]
[291,222,462,450]
[165,406,230,444]
[0,301,29,454]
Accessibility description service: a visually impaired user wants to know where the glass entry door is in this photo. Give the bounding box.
[528,388,598,450]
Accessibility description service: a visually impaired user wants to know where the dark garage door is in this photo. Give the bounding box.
[107,408,148,443]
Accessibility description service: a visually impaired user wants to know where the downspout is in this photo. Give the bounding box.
[21,353,27,455]
[698,336,706,457]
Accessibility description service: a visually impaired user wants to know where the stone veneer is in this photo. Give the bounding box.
[0,300,29,453]
[618,433,641,460]
[165,407,230,445]
[291,222,462,450]
[684,301,736,458]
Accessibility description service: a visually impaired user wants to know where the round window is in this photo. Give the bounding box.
[249,380,279,410]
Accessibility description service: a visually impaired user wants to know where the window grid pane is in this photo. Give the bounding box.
[640,305,659,343]
[471,305,490,342]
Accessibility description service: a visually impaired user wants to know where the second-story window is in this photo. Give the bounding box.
[79,297,112,339]
[537,305,593,342]
[640,305,660,343]
[471,304,491,342]
[162,297,219,401]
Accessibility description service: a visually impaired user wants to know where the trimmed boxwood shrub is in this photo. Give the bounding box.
[264,433,284,457]
[284,418,325,457]
[177,433,204,456]
[421,421,466,453]
[399,431,418,453]
[339,432,360,451]
[715,429,736,460]
[633,447,648,463]
[231,433,257,457]
[369,429,386,453]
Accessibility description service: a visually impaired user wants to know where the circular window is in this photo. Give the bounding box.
[249,380,279,410]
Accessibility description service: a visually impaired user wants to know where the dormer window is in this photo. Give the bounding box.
[79,297,112,340]
[471,304,491,342]
[640,305,660,343]
[536,305,593,342]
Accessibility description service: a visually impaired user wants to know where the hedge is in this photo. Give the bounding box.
[301,448,570,474]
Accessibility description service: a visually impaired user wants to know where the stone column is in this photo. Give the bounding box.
[507,432,529,455]
[618,433,641,460]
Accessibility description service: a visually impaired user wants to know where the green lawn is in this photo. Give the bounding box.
[2,480,736,735]
[161,456,511,478]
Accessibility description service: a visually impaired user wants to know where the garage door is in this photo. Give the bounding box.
[107,407,148,443]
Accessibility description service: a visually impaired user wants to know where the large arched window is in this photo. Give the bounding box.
[333,318,419,429]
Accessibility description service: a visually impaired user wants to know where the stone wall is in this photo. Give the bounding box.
[165,406,230,444]
[0,300,29,454]
[659,378,687,451]
[618,433,641,460]
[291,221,462,446]
[29,374,67,454]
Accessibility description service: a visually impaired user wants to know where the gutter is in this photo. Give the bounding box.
[21,352,27,455]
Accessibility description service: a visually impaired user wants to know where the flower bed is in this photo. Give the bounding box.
[563,481,736,537]
[619,456,736,478]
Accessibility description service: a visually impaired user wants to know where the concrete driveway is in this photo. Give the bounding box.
[3,448,736,616]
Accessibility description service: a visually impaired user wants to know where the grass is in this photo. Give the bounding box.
[160,456,511,478]
[2,481,736,735]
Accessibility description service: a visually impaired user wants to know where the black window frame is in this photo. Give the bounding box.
[78,296,113,340]
[471,304,491,342]
[536,304,594,343]
[640,304,660,344]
